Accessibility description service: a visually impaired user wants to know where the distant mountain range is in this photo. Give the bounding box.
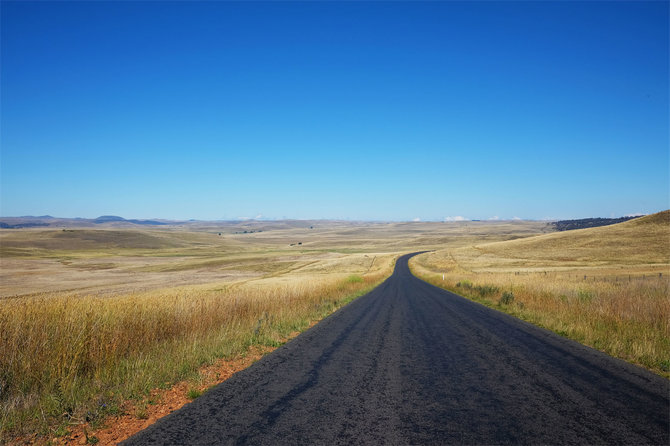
[0,214,648,230]
[0,215,169,229]
[0,221,51,229]
[92,215,168,225]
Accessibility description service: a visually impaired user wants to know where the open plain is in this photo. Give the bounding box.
[0,219,550,298]
[1,214,668,443]
[0,218,550,441]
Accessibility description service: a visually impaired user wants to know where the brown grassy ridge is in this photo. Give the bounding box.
[410,210,670,378]
[0,255,397,442]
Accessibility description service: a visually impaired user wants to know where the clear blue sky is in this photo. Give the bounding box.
[1,1,668,221]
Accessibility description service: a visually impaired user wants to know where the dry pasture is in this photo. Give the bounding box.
[410,211,670,377]
[0,219,552,440]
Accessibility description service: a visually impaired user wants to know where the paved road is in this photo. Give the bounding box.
[124,253,669,445]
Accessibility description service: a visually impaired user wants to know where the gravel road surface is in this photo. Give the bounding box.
[123,253,669,445]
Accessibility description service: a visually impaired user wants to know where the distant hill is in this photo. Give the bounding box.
[0,216,381,231]
[0,215,169,228]
[0,222,51,229]
[93,215,127,223]
[1,229,187,251]
[93,216,167,226]
[0,216,56,229]
[468,210,670,266]
[552,216,640,231]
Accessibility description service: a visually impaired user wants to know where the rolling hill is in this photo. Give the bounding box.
[456,210,669,267]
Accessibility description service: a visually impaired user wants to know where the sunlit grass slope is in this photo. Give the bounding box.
[411,210,670,377]
[462,210,669,266]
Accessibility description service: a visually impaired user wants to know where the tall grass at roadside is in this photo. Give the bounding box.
[410,259,670,378]
[0,267,393,440]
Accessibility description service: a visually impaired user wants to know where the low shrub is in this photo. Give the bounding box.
[474,284,499,297]
[499,291,515,305]
[456,280,473,289]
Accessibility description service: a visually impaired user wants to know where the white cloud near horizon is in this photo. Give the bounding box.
[444,216,467,222]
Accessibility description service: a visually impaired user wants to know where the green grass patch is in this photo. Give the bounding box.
[186,388,203,399]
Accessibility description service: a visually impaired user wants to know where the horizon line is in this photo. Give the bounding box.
[0,213,655,224]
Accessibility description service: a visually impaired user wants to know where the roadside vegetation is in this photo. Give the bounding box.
[410,211,670,378]
[0,217,570,442]
[0,262,394,441]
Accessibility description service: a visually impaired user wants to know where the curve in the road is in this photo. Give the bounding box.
[123,252,669,445]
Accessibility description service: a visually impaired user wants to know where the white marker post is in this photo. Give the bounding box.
[442,274,445,281]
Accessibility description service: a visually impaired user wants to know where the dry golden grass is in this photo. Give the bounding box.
[457,210,669,267]
[410,211,670,378]
[0,258,395,440]
[0,217,591,441]
[0,220,550,298]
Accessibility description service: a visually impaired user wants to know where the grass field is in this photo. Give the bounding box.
[0,219,551,441]
[0,220,550,298]
[410,211,670,378]
[2,214,667,441]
